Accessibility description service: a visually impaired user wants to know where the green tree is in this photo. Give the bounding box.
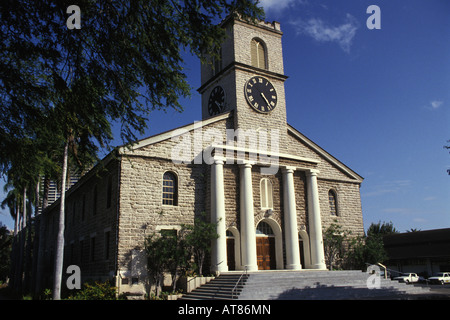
[145,216,219,297]
[183,214,219,275]
[145,232,179,297]
[346,221,398,269]
[344,235,367,270]
[367,221,398,235]
[66,281,117,300]
[164,230,191,292]
[1,0,263,299]
[365,221,397,264]
[0,222,12,283]
[323,220,352,270]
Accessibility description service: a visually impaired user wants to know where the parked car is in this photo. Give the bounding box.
[428,272,450,285]
[393,273,419,284]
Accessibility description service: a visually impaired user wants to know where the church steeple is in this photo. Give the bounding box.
[198,16,289,144]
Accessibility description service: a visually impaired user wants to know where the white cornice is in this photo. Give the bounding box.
[209,144,320,165]
[118,112,232,154]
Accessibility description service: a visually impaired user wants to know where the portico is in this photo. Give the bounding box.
[209,149,327,273]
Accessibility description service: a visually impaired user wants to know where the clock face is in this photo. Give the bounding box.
[244,76,277,113]
[208,86,225,116]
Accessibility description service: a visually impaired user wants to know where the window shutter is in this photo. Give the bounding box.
[260,178,273,209]
[261,178,267,208]
[251,39,258,67]
[267,179,273,208]
[258,42,266,69]
[251,39,267,69]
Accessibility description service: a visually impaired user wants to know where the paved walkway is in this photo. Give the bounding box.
[409,283,450,299]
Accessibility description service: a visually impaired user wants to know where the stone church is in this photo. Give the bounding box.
[40,16,364,295]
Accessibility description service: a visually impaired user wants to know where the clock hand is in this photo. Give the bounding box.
[260,92,270,107]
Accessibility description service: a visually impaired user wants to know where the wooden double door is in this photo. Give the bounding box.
[256,236,276,270]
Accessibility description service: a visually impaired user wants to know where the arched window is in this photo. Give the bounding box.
[251,38,267,69]
[328,190,338,216]
[162,172,178,206]
[256,221,274,236]
[260,178,273,210]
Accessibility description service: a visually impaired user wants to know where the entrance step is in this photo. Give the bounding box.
[237,270,431,300]
[179,274,249,300]
[179,270,432,300]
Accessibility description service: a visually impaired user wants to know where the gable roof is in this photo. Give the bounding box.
[118,111,233,154]
[117,111,363,183]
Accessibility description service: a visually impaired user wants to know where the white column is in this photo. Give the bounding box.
[240,162,258,271]
[282,166,302,270]
[306,169,327,270]
[211,159,228,273]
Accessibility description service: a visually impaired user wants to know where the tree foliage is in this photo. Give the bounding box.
[0,0,264,150]
[323,220,352,270]
[1,0,263,298]
[367,221,398,235]
[66,281,117,300]
[182,214,219,276]
[145,215,218,297]
[144,230,191,297]
[324,221,399,270]
[0,222,12,282]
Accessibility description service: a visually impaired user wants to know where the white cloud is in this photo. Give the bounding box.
[382,208,408,214]
[381,207,422,217]
[430,100,443,109]
[291,14,359,53]
[259,0,304,14]
[362,179,412,198]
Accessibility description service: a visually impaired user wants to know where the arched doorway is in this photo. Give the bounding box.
[226,227,241,270]
[299,230,312,269]
[226,230,236,271]
[256,221,276,270]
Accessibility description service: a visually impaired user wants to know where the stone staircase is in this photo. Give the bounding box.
[179,273,249,300]
[237,270,431,300]
[180,270,432,300]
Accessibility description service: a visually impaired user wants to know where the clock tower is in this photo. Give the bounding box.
[198,16,289,149]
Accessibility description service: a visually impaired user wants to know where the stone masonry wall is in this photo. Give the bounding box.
[41,159,120,288]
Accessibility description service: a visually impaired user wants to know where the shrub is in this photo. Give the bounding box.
[66,281,117,300]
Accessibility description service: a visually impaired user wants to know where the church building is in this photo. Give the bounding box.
[40,16,364,295]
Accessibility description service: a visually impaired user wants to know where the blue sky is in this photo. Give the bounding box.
[260,0,450,232]
[1,0,449,233]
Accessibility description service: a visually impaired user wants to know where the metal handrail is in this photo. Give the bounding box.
[231,266,248,299]
[365,262,402,279]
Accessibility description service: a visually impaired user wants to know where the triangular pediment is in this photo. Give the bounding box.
[287,124,363,183]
